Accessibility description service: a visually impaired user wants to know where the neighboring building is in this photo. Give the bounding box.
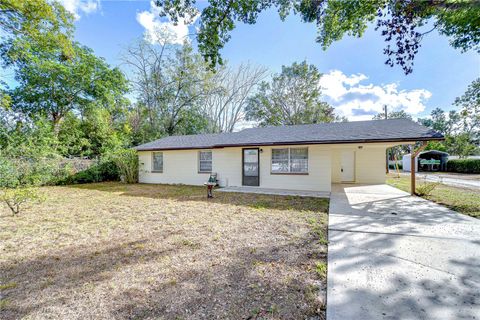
[134,119,443,192]
[403,150,449,172]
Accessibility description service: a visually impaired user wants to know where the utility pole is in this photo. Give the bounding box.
[385,105,389,174]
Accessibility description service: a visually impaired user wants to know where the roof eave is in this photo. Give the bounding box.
[136,145,216,152]
[135,136,445,151]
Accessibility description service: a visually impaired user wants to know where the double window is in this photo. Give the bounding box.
[198,150,212,173]
[271,148,308,174]
[152,152,163,172]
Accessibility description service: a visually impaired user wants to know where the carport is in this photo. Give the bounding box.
[403,150,449,172]
[327,184,480,319]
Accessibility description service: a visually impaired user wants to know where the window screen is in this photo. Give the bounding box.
[271,148,308,173]
[199,150,212,172]
[152,152,163,172]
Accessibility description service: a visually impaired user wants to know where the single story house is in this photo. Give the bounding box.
[134,119,443,192]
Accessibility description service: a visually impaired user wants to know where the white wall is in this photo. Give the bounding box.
[138,143,390,191]
[138,149,212,185]
[260,145,331,191]
[402,154,418,172]
[213,145,332,191]
[139,145,332,191]
[331,144,388,184]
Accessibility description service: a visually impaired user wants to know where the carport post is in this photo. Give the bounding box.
[410,141,428,195]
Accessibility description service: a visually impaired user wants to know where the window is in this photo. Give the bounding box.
[152,152,163,172]
[198,150,212,173]
[271,148,308,174]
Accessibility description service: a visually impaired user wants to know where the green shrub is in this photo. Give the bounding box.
[108,149,138,184]
[0,156,48,216]
[58,159,119,184]
[389,162,403,170]
[0,155,75,187]
[447,159,480,173]
[416,181,439,197]
[0,187,45,216]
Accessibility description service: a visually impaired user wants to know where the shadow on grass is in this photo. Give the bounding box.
[66,182,330,213]
[386,175,480,219]
[1,233,327,319]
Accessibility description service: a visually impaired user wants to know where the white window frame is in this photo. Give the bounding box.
[152,152,163,172]
[271,147,308,174]
[198,150,213,173]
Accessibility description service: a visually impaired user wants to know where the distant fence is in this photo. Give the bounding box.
[59,157,96,174]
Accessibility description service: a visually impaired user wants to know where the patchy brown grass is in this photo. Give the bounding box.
[0,182,329,319]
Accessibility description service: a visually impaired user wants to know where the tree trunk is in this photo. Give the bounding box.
[52,113,62,136]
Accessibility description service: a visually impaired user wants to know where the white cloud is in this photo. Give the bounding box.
[320,70,432,121]
[136,1,199,45]
[59,0,101,20]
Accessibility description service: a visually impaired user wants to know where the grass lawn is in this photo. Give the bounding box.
[386,174,480,218]
[0,183,329,319]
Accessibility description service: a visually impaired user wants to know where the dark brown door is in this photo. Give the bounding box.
[242,148,259,186]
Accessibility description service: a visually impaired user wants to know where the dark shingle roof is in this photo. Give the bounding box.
[134,119,444,151]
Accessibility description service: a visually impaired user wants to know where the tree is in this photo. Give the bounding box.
[1,0,75,113]
[123,35,213,140]
[0,187,44,216]
[445,133,478,158]
[372,109,412,120]
[0,0,74,62]
[160,44,210,135]
[418,107,462,136]
[201,62,268,133]
[122,36,172,140]
[6,41,129,134]
[155,0,480,74]
[245,61,335,126]
[57,107,131,158]
[0,155,48,216]
[418,106,478,157]
[454,78,479,141]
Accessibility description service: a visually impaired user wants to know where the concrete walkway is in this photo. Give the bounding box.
[217,186,330,198]
[327,184,480,320]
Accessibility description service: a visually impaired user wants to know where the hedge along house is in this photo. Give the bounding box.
[134,119,444,193]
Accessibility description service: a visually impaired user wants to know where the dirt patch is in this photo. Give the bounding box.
[0,182,329,319]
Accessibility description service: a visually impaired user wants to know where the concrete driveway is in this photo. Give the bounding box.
[327,184,480,320]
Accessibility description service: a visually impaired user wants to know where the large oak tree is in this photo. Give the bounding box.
[246,61,336,126]
[154,0,480,74]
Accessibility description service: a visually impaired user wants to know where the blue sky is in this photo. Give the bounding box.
[65,1,479,120]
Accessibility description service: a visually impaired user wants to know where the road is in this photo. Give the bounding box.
[400,172,480,190]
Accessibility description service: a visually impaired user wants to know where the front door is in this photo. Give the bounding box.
[242,148,259,186]
[341,150,355,182]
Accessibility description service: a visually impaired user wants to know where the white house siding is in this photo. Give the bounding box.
[139,145,331,191]
[214,145,332,192]
[212,147,242,187]
[138,149,212,185]
[331,144,390,184]
[261,145,331,191]
[138,143,396,191]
